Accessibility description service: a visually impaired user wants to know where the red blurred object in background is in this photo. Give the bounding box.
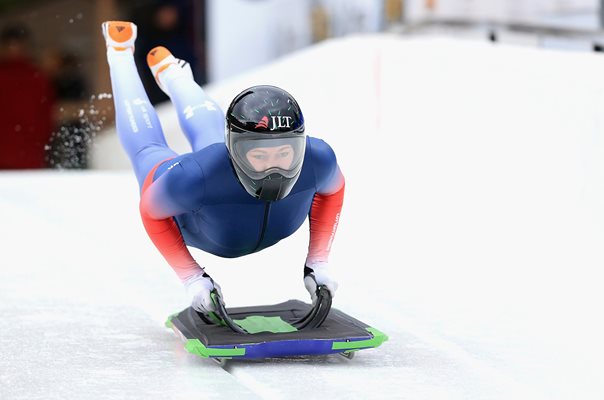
[0,24,55,169]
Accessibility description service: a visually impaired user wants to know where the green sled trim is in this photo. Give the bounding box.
[184,339,246,358]
[331,327,389,352]
[233,316,298,334]
[165,313,179,329]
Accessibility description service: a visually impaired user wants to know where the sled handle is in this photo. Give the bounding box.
[198,286,332,334]
[210,289,250,334]
[293,285,332,330]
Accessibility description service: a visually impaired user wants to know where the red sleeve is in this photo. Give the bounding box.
[139,161,203,282]
[306,178,345,265]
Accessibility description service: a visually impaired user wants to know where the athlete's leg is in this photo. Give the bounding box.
[103,22,177,189]
[147,47,224,152]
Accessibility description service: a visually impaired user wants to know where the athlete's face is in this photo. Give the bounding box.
[246,145,295,172]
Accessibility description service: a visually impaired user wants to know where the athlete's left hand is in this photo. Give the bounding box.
[303,261,338,304]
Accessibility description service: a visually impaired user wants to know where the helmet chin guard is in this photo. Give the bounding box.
[257,174,287,201]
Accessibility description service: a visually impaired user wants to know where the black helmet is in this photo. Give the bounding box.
[225,85,306,201]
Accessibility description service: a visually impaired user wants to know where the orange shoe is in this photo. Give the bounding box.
[147,46,193,93]
[102,21,136,52]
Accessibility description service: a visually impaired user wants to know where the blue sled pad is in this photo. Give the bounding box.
[167,300,388,360]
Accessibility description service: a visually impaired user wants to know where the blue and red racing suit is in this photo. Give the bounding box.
[107,47,344,282]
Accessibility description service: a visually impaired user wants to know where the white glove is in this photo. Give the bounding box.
[303,262,338,305]
[184,272,221,314]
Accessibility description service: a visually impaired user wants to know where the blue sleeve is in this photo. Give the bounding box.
[308,138,342,194]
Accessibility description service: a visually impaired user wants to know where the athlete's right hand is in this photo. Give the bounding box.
[184,272,221,314]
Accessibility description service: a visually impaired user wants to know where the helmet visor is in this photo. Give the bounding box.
[232,136,306,180]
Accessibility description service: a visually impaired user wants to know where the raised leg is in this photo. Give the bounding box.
[103,22,177,188]
[147,46,225,152]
